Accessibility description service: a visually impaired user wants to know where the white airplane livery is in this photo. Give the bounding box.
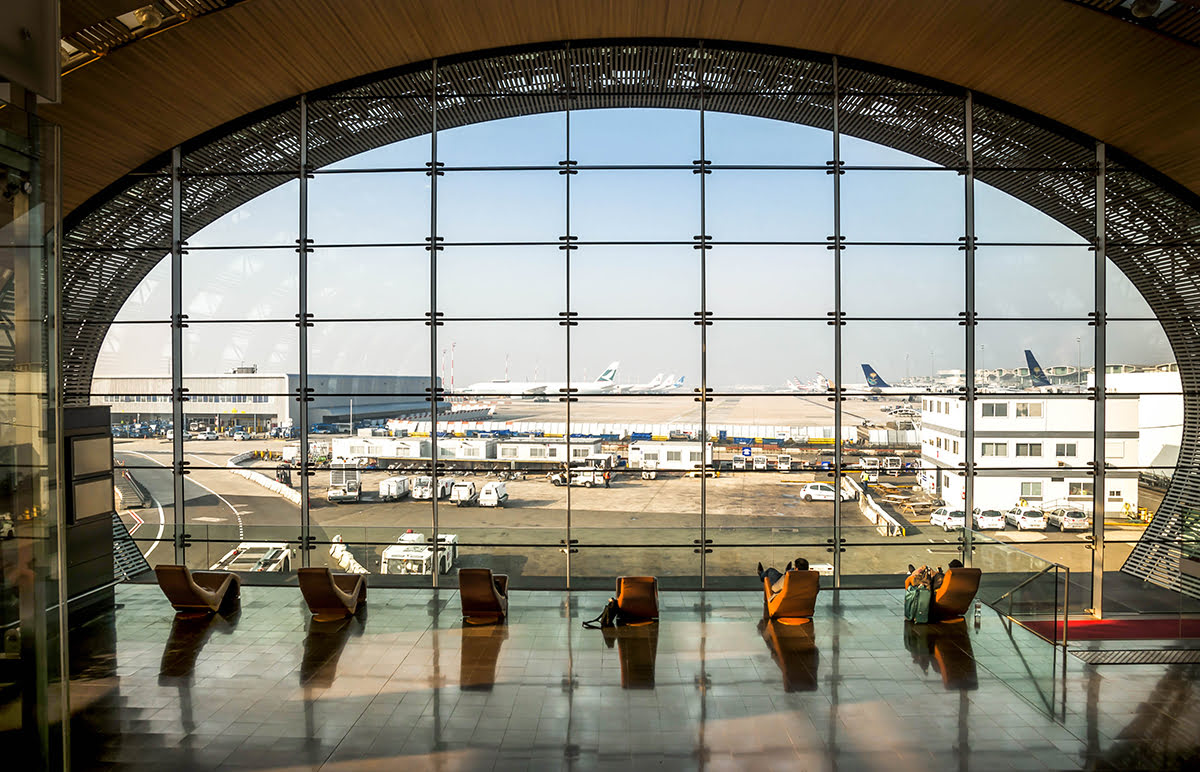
[621,373,665,393]
[460,362,620,397]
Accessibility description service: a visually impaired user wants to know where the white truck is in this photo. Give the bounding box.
[479,481,509,507]
[450,481,479,506]
[210,542,293,572]
[412,476,454,500]
[641,460,659,480]
[378,476,410,501]
[777,454,792,473]
[752,455,768,472]
[549,469,607,487]
[882,456,903,476]
[380,531,458,575]
[327,463,362,503]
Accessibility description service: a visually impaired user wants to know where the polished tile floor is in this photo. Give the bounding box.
[66,585,1200,771]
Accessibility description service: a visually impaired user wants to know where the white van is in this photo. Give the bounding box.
[479,481,509,507]
[412,476,454,500]
[777,455,792,472]
[752,456,768,471]
[450,481,479,506]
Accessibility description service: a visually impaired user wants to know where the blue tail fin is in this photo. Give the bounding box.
[1025,350,1051,388]
[861,364,890,388]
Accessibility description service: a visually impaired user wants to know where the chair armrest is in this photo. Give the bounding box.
[191,571,234,593]
[332,573,363,595]
[493,574,509,597]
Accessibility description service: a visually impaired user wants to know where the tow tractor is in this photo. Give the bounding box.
[412,476,454,500]
[548,468,608,488]
[210,542,294,572]
[380,530,459,575]
[641,460,658,480]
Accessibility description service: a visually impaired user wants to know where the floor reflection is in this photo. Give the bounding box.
[904,619,978,690]
[158,610,239,735]
[459,623,508,690]
[601,622,659,689]
[758,618,820,692]
[300,608,365,687]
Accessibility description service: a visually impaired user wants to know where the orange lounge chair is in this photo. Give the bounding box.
[763,569,820,622]
[297,567,366,621]
[929,567,982,622]
[615,576,658,622]
[154,564,240,615]
[459,568,509,624]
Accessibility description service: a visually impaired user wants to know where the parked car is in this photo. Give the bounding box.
[971,509,1006,530]
[1046,508,1090,531]
[201,430,219,440]
[1005,507,1047,531]
[799,482,854,502]
[232,431,249,441]
[930,507,965,531]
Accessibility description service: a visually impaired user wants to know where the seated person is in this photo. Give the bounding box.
[906,559,963,591]
[758,558,810,592]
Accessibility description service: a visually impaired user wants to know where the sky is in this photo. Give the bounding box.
[98,109,1172,389]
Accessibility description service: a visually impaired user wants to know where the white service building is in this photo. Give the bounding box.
[496,439,602,462]
[629,441,713,471]
[919,394,1140,514]
[332,436,429,462]
[1100,371,1183,470]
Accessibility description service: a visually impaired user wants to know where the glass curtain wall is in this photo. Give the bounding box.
[85,44,1186,608]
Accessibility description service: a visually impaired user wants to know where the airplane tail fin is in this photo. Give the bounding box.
[815,372,831,389]
[1025,350,1051,387]
[596,361,619,383]
[646,373,664,389]
[672,375,685,389]
[861,364,890,388]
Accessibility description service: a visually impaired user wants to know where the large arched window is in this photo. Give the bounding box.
[66,42,1199,609]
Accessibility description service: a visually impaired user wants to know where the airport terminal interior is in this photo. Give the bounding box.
[3,1,1200,769]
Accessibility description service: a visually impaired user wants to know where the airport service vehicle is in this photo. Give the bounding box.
[777,455,792,473]
[479,481,509,507]
[412,476,454,500]
[0,514,13,539]
[799,482,854,502]
[752,456,768,472]
[275,464,293,487]
[882,456,903,476]
[378,476,411,501]
[971,509,1006,530]
[1047,508,1090,531]
[450,481,479,506]
[210,542,293,572]
[548,469,607,487]
[1005,507,1047,531]
[930,508,966,531]
[165,429,192,441]
[732,456,746,471]
[327,463,362,503]
[233,431,249,441]
[381,531,458,575]
[201,430,218,440]
[641,460,659,480]
[858,457,881,472]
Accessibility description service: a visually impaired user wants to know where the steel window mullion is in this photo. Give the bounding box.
[1092,142,1107,617]
[699,42,709,589]
[429,61,441,590]
[963,91,976,566]
[832,57,843,586]
[564,46,574,589]
[298,96,312,567]
[170,146,185,563]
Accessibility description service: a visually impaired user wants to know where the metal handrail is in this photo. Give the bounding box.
[990,563,1059,606]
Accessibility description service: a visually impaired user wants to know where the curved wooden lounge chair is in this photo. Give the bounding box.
[615,576,658,623]
[459,568,509,624]
[930,567,982,622]
[297,567,366,621]
[763,570,820,622]
[155,564,240,615]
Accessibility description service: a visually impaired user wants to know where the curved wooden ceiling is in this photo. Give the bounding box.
[45,0,1200,218]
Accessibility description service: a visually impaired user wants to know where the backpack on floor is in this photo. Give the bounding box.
[904,584,932,624]
[582,597,620,629]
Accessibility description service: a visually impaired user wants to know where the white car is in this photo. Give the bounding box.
[1005,507,1047,531]
[799,482,854,502]
[232,431,249,441]
[929,507,965,531]
[201,430,219,440]
[971,509,1006,530]
[1047,509,1090,531]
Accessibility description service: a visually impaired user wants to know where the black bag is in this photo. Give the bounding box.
[582,597,620,629]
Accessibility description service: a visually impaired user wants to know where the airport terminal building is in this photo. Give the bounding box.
[91,371,432,428]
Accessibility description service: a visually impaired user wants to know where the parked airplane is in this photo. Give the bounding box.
[650,374,685,392]
[855,364,927,396]
[1025,349,1052,388]
[461,361,620,396]
[787,374,830,393]
[621,373,665,393]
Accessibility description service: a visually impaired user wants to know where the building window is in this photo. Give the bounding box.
[952,440,959,454]
[936,437,943,449]
[980,443,1007,457]
[1105,440,1125,459]
[463,447,480,458]
[667,451,682,462]
[643,452,659,462]
[1069,482,1094,497]
[982,403,1007,417]
[1108,488,1122,501]
[1016,443,1042,457]
[1015,402,1042,418]
[1020,482,1043,498]
[689,451,702,462]
[1056,443,1077,457]
[548,447,558,458]
[501,447,517,458]
[572,448,589,458]
[529,447,546,458]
